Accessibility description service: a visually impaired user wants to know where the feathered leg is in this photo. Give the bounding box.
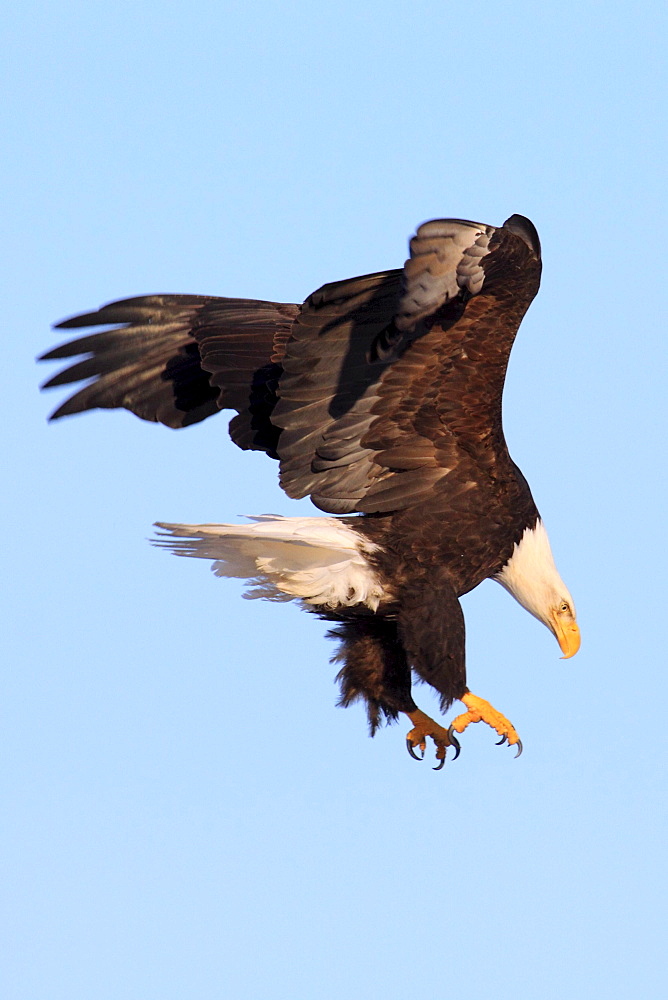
[329,618,416,735]
[399,574,522,756]
[398,574,468,711]
[394,573,467,767]
[328,615,460,767]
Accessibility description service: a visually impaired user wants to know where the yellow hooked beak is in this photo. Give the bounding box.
[552,615,581,659]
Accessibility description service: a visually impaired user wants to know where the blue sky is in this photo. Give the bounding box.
[3,1,667,997]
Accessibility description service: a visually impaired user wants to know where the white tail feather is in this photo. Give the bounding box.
[154,515,386,611]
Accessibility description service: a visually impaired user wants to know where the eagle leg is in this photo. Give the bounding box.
[447,692,523,757]
[404,708,461,768]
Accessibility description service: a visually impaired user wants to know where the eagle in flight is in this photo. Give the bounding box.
[41,214,580,768]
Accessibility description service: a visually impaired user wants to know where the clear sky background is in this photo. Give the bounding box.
[3,2,667,997]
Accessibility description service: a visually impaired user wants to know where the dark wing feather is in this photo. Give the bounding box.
[40,295,298,443]
[273,216,542,514]
[40,213,541,514]
[192,299,298,453]
[272,270,403,511]
[41,296,222,428]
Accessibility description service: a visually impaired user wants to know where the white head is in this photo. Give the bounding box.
[495,520,580,658]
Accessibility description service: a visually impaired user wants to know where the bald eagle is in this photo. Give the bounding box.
[40,214,580,767]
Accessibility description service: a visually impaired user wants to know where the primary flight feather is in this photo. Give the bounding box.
[41,213,580,766]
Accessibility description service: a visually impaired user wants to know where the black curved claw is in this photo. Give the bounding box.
[496,735,508,746]
[449,732,461,760]
[433,754,446,771]
[406,738,424,761]
[514,739,523,759]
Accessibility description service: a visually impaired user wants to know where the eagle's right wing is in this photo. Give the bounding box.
[273,217,541,514]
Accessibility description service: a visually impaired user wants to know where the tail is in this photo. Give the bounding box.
[154,515,385,611]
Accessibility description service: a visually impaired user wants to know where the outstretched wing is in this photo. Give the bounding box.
[40,295,298,442]
[40,214,541,513]
[274,215,542,513]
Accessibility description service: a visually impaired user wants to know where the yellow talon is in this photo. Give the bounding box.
[404,708,459,766]
[449,692,522,749]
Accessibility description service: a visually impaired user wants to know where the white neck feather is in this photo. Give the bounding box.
[494,520,575,625]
